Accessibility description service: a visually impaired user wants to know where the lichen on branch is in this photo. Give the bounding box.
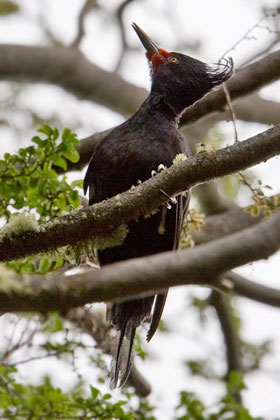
[0,123,280,263]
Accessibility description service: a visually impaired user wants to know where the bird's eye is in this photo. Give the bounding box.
[169,57,178,63]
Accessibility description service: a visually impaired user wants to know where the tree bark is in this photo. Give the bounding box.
[1,124,280,261]
[0,209,280,313]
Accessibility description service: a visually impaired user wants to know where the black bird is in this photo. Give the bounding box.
[84,23,233,387]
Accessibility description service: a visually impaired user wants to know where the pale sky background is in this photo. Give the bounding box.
[1,1,280,419]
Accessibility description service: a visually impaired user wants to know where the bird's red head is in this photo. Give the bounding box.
[132,22,234,114]
[146,48,170,67]
[132,22,171,68]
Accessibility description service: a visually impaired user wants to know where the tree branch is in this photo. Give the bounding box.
[1,124,280,261]
[0,209,280,313]
[193,181,234,216]
[0,45,279,123]
[209,290,243,402]
[69,94,280,175]
[192,206,263,245]
[233,94,280,126]
[225,271,280,308]
[0,44,146,116]
[209,290,242,376]
[181,94,280,150]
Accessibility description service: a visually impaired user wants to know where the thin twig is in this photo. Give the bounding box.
[240,36,279,68]
[70,0,97,48]
[10,351,72,367]
[220,10,279,62]
[222,83,239,142]
[114,0,134,72]
[0,320,39,364]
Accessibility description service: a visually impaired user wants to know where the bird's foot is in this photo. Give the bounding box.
[151,163,167,177]
[160,189,177,209]
[151,163,177,209]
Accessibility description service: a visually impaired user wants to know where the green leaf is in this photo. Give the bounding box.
[20,260,36,274]
[62,146,80,163]
[13,194,25,209]
[62,128,71,142]
[71,179,84,188]
[29,177,39,188]
[227,371,247,395]
[7,261,20,272]
[68,190,80,208]
[52,156,67,170]
[38,256,52,273]
[62,128,80,145]
[53,258,64,270]
[37,124,54,138]
[114,405,125,418]
[52,127,59,141]
[0,0,18,15]
[90,386,100,401]
[42,166,58,179]
[32,136,48,148]
[53,195,67,211]
[43,313,64,333]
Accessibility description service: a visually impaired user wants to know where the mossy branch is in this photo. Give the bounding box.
[0,209,280,313]
[0,123,280,262]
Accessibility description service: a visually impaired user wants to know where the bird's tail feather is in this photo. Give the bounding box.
[108,297,154,387]
[147,292,168,342]
[111,322,127,388]
[110,322,136,388]
[119,326,136,388]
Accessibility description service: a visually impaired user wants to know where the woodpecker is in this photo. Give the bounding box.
[84,23,233,387]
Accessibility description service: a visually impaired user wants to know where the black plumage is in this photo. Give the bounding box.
[84,23,233,387]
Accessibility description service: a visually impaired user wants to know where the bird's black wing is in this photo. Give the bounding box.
[146,192,190,342]
[83,155,96,205]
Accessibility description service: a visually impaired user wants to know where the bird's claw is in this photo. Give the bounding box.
[159,189,177,209]
[151,163,167,177]
[151,164,176,209]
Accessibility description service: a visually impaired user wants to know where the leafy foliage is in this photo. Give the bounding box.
[175,372,263,420]
[0,365,156,420]
[0,125,82,274]
[180,209,205,249]
[0,312,156,420]
[0,125,82,221]
[0,325,264,420]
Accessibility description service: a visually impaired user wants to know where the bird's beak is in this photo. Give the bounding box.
[132,22,160,56]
